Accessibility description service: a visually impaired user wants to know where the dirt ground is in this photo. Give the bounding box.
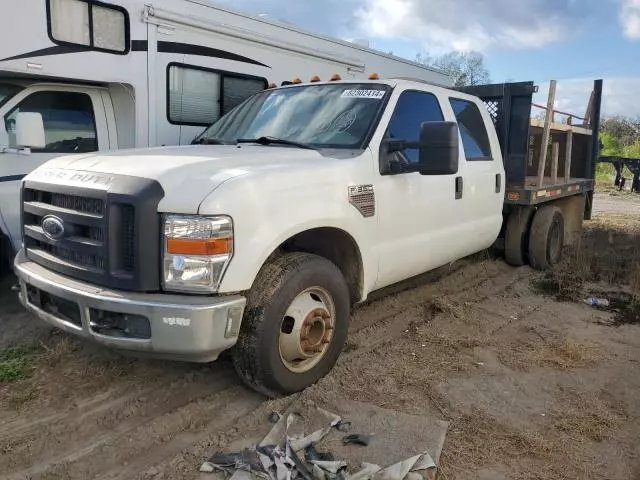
[1,192,639,480]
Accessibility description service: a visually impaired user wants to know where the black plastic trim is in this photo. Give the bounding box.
[46,0,131,55]
[158,42,268,67]
[22,174,164,292]
[166,62,269,127]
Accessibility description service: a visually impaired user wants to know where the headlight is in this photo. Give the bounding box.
[162,215,233,293]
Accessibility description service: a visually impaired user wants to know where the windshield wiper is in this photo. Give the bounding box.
[236,136,317,150]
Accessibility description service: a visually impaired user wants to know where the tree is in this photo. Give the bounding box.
[600,116,640,149]
[599,132,623,157]
[417,51,490,87]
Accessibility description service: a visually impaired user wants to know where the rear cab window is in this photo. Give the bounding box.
[449,98,492,161]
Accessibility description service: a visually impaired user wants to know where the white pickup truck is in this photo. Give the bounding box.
[13,77,602,396]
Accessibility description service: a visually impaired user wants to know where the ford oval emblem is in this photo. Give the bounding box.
[41,216,65,240]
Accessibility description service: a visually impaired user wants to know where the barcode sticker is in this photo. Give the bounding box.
[341,90,386,99]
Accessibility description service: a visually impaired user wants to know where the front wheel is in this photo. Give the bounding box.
[233,252,350,397]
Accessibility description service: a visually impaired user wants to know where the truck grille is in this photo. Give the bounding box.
[21,173,164,292]
[23,188,131,274]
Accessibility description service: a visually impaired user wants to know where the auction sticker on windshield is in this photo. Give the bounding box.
[341,90,386,99]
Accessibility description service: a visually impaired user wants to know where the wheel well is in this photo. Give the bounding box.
[279,228,363,303]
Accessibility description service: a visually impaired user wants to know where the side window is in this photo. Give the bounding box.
[387,91,444,164]
[222,76,269,115]
[168,65,222,125]
[450,99,492,161]
[168,64,267,126]
[48,0,129,54]
[4,92,98,153]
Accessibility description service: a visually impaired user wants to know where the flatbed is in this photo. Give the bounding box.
[505,177,594,205]
[458,79,603,267]
[458,80,602,214]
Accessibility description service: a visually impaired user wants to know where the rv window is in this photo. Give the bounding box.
[222,77,270,116]
[4,91,98,153]
[48,0,129,54]
[169,66,222,125]
[92,5,126,52]
[168,64,268,126]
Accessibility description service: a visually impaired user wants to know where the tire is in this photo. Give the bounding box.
[233,252,350,397]
[504,207,534,266]
[528,206,565,270]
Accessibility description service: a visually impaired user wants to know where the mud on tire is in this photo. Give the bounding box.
[232,252,350,397]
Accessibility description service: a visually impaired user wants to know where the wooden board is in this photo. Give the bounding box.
[530,119,592,136]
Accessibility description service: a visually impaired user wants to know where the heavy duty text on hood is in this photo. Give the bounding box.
[26,144,353,213]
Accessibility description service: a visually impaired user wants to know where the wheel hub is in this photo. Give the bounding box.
[279,288,336,373]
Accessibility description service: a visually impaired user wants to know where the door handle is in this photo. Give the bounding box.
[455,176,463,200]
[496,173,502,193]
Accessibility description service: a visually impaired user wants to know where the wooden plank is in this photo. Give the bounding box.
[564,131,573,183]
[529,119,592,136]
[584,90,595,127]
[551,142,559,185]
[537,80,557,187]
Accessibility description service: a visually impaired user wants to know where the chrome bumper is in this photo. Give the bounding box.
[14,251,246,362]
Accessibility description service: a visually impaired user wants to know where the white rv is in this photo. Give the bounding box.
[0,0,450,269]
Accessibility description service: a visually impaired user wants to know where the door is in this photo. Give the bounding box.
[0,86,109,253]
[374,89,467,290]
[448,97,504,251]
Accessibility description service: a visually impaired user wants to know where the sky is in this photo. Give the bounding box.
[216,0,640,119]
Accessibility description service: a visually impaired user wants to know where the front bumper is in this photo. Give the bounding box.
[14,251,246,362]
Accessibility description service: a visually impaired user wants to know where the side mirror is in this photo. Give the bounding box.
[418,121,459,175]
[15,112,45,149]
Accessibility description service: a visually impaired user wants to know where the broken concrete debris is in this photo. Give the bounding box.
[200,407,440,480]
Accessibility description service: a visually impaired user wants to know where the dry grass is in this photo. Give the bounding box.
[38,336,77,365]
[430,295,468,320]
[551,388,625,442]
[497,333,601,371]
[534,217,640,325]
[438,409,584,480]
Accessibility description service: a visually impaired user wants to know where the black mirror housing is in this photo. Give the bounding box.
[418,121,459,175]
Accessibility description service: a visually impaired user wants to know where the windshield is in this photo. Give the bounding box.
[0,82,24,109]
[196,83,390,149]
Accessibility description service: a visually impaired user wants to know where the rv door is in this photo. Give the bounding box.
[0,84,111,258]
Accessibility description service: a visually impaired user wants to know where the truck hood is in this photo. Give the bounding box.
[32,145,352,213]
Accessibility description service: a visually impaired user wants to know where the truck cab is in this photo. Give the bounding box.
[0,81,118,270]
[14,78,504,396]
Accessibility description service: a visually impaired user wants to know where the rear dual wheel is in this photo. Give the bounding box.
[505,205,565,270]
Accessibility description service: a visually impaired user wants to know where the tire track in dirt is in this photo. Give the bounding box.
[1,383,149,440]
[1,258,526,479]
[2,367,239,479]
[348,261,522,353]
[97,387,265,480]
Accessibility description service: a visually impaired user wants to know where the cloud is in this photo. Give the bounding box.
[214,0,603,53]
[621,0,640,38]
[535,78,640,119]
[213,0,363,37]
[355,0,598,52]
